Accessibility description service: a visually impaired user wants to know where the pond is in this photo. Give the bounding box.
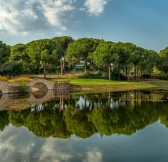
[0,90,168,162]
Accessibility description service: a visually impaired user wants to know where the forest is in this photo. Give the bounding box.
[0,36,168,80]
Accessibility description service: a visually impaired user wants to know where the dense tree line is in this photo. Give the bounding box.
[0,37,167,79]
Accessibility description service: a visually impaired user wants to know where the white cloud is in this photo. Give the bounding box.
[0,0,76,35]
[83,149,103,162]
[0,125,103,162]
[0,125,38,162]
[41,0,74,27]
[84,0,108,16]
[38,138,103,162]
[38,138,73,162]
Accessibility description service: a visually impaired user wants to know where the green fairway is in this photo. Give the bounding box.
[50,78,135,85]
[50,78,168,92]
[51,78,134,85]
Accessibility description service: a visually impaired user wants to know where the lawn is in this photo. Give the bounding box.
[50,78,134,85]
[50,78,168,92]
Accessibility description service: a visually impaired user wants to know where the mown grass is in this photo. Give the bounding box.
[50,78,137,85]
[50,78,168,92]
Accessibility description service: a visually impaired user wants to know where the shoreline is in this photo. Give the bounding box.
[69,84,168,93]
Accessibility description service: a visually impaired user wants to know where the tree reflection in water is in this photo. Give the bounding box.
[0,90,167,138]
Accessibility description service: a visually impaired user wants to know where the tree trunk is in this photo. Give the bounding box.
[126,66,129,81]
[43,64,46,79]
[117,64,120,80]
[108,64,111,80]
[84,60,87,73]
[134,65,137,80]
[60,59,64,75]
[137,66,139,79]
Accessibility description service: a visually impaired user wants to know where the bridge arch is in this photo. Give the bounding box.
[32,82,48,93]
[29,79,55,91]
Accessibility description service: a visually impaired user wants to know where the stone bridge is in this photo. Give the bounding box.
[0,79,70,94]
[0,78,70,110]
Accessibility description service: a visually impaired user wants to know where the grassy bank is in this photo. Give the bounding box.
[50,78,168,93]
[0,76,30,82]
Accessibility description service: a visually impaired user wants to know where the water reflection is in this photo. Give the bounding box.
[0,90,168,162]
[0,90,167,138]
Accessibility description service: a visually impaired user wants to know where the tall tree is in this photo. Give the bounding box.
[115,42,133,80]
[93,41,119,80]
[66,38,103,72]
[159,47,168,77]
[52,36,74,75]
[140,49,159,78]
[26,39,63,78]
[116,43,136,80]
[0,41,10,69]
[130,46,144,79]
[10,44,31,73]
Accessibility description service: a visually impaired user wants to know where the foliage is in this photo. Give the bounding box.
[19,83,30,95]
[158,47,168,77]
[26,39,63,77]
[0,41,10,65]
[0,36,167,80]
[52,36,74,53]
[79,72,102,79]
[66,38,103,70]
[0,61,24,76]
[0,111,9,131]
[10,44,31,73]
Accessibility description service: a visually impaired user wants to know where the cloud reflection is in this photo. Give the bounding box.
[0,125,103,162]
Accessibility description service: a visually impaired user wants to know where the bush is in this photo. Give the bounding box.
[141,74,151,79]
[160,74,168,80]
[79,72,102,79]
[0,62,24,76]
[101,70,126,80]
[20,83,30,95]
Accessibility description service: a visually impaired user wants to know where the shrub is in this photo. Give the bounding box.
[79,72,102,79]
[20,83,30,95]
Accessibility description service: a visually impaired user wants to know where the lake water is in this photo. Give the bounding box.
[0,90,168,162]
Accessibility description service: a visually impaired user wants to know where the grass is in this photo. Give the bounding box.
[0,76,30,82]
[9,77,30,82]
[50,78,168,93]
[50,78,139,85]
[0,76,8,81]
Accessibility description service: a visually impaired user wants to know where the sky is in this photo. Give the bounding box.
[0,0,168,52]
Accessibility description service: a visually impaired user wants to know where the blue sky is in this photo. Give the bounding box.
[0,0,168,52]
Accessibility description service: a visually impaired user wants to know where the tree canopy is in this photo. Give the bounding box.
[0,36,167,79]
